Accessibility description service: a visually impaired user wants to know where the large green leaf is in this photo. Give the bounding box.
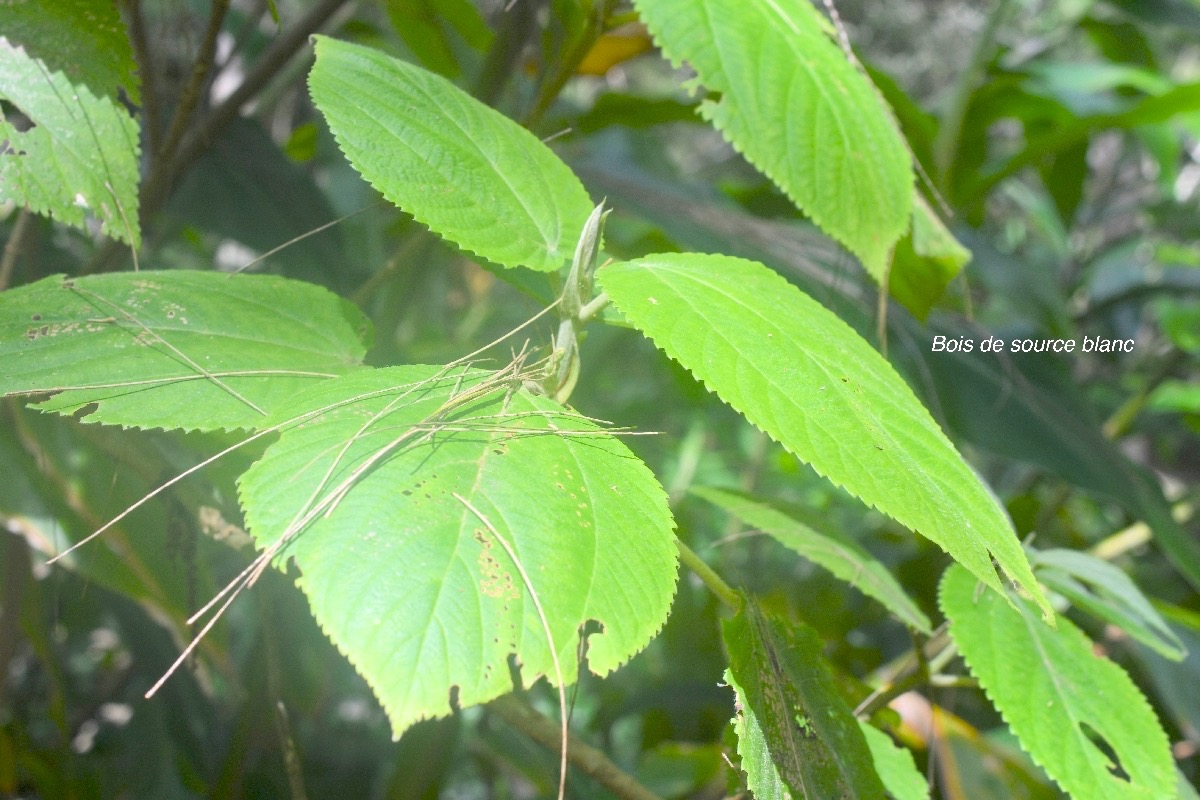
[0,41,141,246]
[940,564,1174,800]
[723,596,885,799]
[632,0,913,278]
[692,486,931,633]
[308,36,593,272]
[599,254,1051,618]
[0,0,139,103]
[1032,548,1185,661]
[238,365,678,735]
[0,271,370,432]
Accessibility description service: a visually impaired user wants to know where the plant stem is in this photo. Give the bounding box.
[123,0,163,157]
[157,0,230,167]
[932,0,1014,188]
[577,291,609,324]
[140,0,352,230]
[676,538,741,611]
[0,206,32,291]
[488,694,664,800]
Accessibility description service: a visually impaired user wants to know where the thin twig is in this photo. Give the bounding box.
[156,0,230,165]
[123,0,163,157]
[0,206,32,290]
[488,694,664,800]
[138,0,353,230]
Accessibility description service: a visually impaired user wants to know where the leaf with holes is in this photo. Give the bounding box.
[633,0,912,278]
[0,271,371,432]
[940,563,1174,800]
[599,253,1051,618]
[724,596,885,799]
[0,40,141,246]
[237,365,678,735]
[692,486,931,633]
[308,36,593,272]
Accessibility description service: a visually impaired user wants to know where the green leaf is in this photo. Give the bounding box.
[939,563,1175,800]
[385,0,492,78]
[238,365,678,735]
[0,41,141,247]
[723,596,886,799]
[0,271,371,432]
[308,36,593,272]
[0,0,139,103]
[598,253,1051,619]
[1032,548,1186,661]
[632,0,913,277]
[858,722,929,800]
[891,196,971,320]
[692,486,931,633]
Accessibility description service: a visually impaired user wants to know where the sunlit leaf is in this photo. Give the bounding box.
[239,365,678,735]
[0,271,371,432]
[940,563,1174,800]
[0,41,141,246]
[859,722,929,800]
[633,0,913,277]
[599,253,1051,618]
[308,36,593,272]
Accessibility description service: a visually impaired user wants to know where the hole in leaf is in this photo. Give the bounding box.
[72,402,99,421]
[448,685,461,713]
[1080,722,1129,781]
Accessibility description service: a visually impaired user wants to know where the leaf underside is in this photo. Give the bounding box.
[238,365,678,735]
[308,36,594,272]
[0,40,141,246]
[940,564,1174,800]
[0,271,371,432]
[632,0,913,277]
[599,253,1051,618]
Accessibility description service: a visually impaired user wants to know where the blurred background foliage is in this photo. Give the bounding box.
[1,0,1199,797]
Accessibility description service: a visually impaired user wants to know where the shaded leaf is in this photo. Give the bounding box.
[1033,548,1185,661]
[0,271,370,432]
[0,0,139,103]
[308,36,593,272]
[940,564,1174,800]
[692,486,931,633]
[598,253,1051,618]
[239,365,678,735]
[0,41,141,246]
[633,0,913,277]
[890,196,971,320]
[723,596,886,799]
